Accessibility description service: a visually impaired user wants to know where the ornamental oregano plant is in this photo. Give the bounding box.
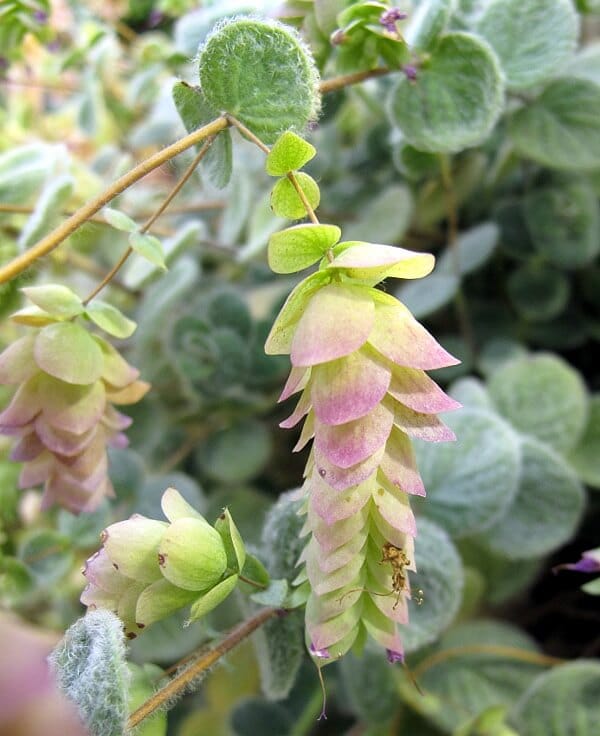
[1,2,599,735]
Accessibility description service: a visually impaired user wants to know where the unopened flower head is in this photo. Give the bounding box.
[81,487,243,637]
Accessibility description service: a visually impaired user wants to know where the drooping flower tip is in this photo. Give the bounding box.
[554,548,600,574]
[379,8,408,33]
[386,648,404,664]
[402,64,418,82]
[310,642,331,659]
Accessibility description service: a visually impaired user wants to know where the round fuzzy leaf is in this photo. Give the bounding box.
[397,272,459,319]
[507,263,570,322]
[478,437,585,560]
[404,0,454,51]
[405,620,544,734]
[413,409,521,537]
[268,223,340,274]
[510,661,600,736]
[253,608,304,702]
[199,18,320,145]
[34,322,104,385]
[265,131,316,176]
[21,284,83,319]
[523,180,600,270]
[403,518,463,653]
[270,173,320,220]
[478,338,528,378]
[509,79,600,171]
[85,301,136,339]
[340,645,399,724]
[388,32,504,153]
[476,0,578,91]
[568,394,600,489]
[488,354,588,453]
[197,419,272,484]
[448,377,494,412]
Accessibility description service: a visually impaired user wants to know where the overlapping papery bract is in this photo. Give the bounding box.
[266,240,460,662]
[81,488,244,638]
[0,321,148,513]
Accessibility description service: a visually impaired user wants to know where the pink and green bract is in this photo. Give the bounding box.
[266,240,460,663]
[0,323,148,513]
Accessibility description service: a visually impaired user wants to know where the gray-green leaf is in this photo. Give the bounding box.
[388,32,504,153]
[510,79,600,171]
[414,409,521,537]
[476,0,578,90]
[476,436,585,560]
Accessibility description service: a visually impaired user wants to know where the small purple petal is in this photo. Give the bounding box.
[402,65,418,82]
[380,8,408,33]
[555,549,600,574]
[387,648,404,664]
[310,643,331,659]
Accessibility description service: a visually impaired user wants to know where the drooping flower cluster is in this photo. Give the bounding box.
[0,286,147,513]
[81,488,246,638]
[266,234,460,663]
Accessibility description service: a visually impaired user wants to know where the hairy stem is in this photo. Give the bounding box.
[82,136,216,304]
[438,154,477,361]
[127,607,278,729]
[413,644,564,679]
[0,117,229,285]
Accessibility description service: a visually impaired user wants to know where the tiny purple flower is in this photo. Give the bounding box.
[148,9,164,27]
[555,548,600,574]
[33,9,48,23]
[387,648,404,664]
[380,8,408,33]
[402,64,418,82]
[0,57,9,72]
[310,642,331,659]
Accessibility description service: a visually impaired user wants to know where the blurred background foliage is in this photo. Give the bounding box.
[1,1,600,734]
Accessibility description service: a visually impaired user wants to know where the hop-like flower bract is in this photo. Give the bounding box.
[266,239,460,662]
[0,289,148,513]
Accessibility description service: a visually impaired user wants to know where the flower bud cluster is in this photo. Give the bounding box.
[0,292,148,513]
[267,237,460,662]
[81,488,244,638]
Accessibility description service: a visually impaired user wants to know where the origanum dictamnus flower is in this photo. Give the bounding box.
[81,487,245,638]
[0,285,147,513]
[265,229,460,664]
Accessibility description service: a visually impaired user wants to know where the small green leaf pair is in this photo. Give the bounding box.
[265,131,320,221]
[15,284,136,339]
[103,207,166,270]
